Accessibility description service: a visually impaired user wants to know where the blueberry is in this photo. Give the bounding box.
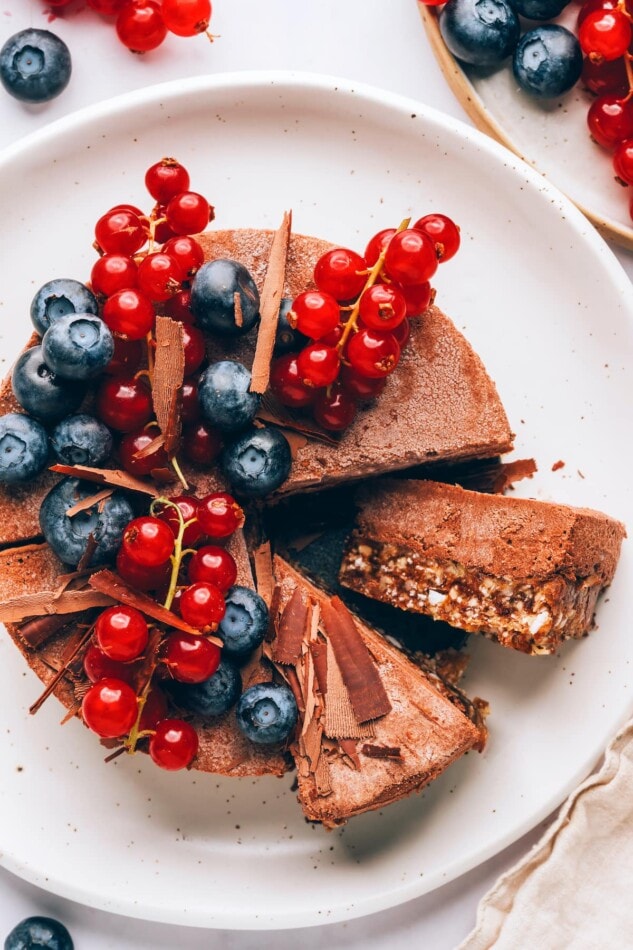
[4,916,73,950]
[219,586,269,658]
[0,29,71,104]
[12,346,86,423]
[0,413,48,484]
[39,476,134,567]
[50,414,113,466]
[197,360,261,432]
[190,260,260,336]
[42,313,114,380]
[274,297,307,355]
[30,278,98,337]
[512,0,570,19]
[221,427,291,498]
[513,25,582,98]
[439,0,520,67]
[236,682,298,745]
[168,657,242,718]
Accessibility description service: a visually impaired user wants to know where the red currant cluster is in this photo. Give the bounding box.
[269,215,460,433]
[45,0,213,53]
[81,490,245,771]
[579,0,633,215]
[90,158,217,478]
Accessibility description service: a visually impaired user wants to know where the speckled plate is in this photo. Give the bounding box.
[418,2,633,250]
[0,72,632,930]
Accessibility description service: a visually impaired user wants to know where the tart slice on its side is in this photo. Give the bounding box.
[0,534,291,779]
[339,479,627,655]
[265,555,483,828]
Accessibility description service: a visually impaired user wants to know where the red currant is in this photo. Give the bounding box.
[83,644,138,684]
[138,687,169,731]
[161,0,212,37]
[90,253,138,297]
[391,317,411,350]
[364,228,396,266]
[88,0,127,13]
[95,605,149,662]
[413,213,460,262]
[137,253,184,302]
[163,631,221,683]
[116,0,168,52]
[314,248,367,301]
[296,343,340,388]
[82,677,138,738]
[149,719,198,770]
[400,282,433,317]
[96,376,152,432]
[577,0,618,27]
[270,354,316,408]
[181,324,206,375]
[198,492,244,538]
[104,336,143,375]
[116,548,170,591]
[164,288,195,324]
[155,495,203,546]
[346,328,400,378]
[122,516,175,568]
[581,54,629,96]
[383,229,438,285]
[182,421,223,466]
[180,378,200,423]
[165,192,212,235]
[119,427,169,476]
[313,384,357,432]
[358,284,406,332]
[579,10,632,62]
[288,291,340,339]
[153,207,177,244]
[179,581,226,629]
[95,208,147,256]
[339,365,387,401]
[162,235,204,278]
[103,288,155,340]
[587,95,633,148]
[145,158,190,203]
[614,137,633,182]
[188,545,237,592]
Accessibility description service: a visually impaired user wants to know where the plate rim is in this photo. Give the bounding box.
[0,69,632,930]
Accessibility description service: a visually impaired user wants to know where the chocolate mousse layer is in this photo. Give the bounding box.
[339,480,626,655]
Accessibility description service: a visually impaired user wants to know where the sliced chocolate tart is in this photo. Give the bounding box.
[0,534,291,778]
[339,479,626,655]
[265,555,483,827]
[0,227,513,546]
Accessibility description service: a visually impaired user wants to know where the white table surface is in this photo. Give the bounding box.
[0,1,630,947]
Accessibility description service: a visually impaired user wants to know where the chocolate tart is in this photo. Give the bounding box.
[339,479,626,655]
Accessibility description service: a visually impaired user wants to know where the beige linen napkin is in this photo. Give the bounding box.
[460,719,633,950]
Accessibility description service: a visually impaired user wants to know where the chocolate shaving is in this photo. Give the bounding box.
[339,738,361,770]
[76,534,98,573]
[252,542,275,607]
[0,588,114,624]
[271,587,310,666]
[250,211,292,394]
[134,433,165,459]
[29,625,94,715]
[321,596,391,724]
[88,570,222,645]
[324,639,375,740]
[152,316,185,454]
[234,292,244,329]
[17,614,74,649]
[310,639,328,698]
[50,464,160,497]
[458,457,537,495]
[265,584,281,643]
[66,488,114,518]
[257,395,339,446]
[360,744,403,760]
[132,627,162,696]
[314,754,332,796]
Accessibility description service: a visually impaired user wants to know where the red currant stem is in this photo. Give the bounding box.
[170,454,189,491]
[122,643,157,756]
[149,497,188,611]
[336,217,410,354]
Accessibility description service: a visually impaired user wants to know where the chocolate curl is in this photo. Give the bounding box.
[88,570,222,646]
[152,316,186,455]
[271,587,310,666]
[18,614,74,649]
[249,211,292,395]
[257,395,339,446]
[50,463,160,497]
[66,488,114,518]
[360,744,402,760]
[29,626,94,715]
[0,588,114,624]
[320,596,391,724]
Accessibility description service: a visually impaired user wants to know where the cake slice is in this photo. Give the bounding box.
[264,555,482,827]
[339,480,626,655]
[0,228,513,545]
[0,534,290,778]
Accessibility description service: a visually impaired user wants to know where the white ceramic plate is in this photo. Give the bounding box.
[0,72,631,930]
[418,2,633,249]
